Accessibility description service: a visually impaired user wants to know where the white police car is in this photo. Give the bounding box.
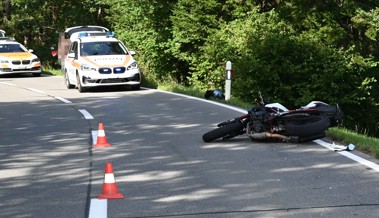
[0,38,42,77]
[63,31,141,92]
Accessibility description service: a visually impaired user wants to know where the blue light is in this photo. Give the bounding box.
[99,68,112,74]
[78,32,89,38]
[113,67,125,73]
[106,32,116,38]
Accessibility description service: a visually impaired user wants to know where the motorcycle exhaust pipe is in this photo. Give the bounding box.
[248,132,289,140]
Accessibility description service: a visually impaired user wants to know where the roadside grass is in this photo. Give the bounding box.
[43,67,63,76]
[45,68,379,158]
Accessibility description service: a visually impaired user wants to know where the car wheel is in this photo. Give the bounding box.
[76,74,87,93]
[32,73,41,77]
[131,84,140,90]
[65,71,75,89]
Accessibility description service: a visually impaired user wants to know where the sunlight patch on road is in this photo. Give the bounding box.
[202,143,248,150]
[154,189,224,202]
[124,170,185,182]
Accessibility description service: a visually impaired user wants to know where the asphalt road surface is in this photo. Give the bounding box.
[1,75,379,218]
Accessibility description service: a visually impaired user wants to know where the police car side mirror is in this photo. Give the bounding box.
[129,51,136,56]
[67,53,75,58]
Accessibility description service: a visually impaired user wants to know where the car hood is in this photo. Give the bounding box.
[0,52,37,60]
[82,55,132,67]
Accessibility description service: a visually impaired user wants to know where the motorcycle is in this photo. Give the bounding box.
[202,100,343,143]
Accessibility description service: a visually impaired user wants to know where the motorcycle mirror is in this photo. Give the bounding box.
[346,143,355,151]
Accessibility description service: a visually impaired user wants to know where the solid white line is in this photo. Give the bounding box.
[314,139,379,172]
[79,109,94,120]
[88,199,107,218]
[154,89,246,113]
[55,96,72,104]
[27,88,46,94]
[153,89,379,172]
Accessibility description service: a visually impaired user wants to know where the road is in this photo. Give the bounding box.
[1,75,379,218]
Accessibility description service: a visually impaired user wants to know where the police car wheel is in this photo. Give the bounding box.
[65,72,74,89]
[131,84,140,90]
[76,74,87,93]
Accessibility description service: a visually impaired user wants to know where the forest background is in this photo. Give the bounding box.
[1,0,379,137]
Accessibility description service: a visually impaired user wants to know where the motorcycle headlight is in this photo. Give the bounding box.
[127,62,138,71]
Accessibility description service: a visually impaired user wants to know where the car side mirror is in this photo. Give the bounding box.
[67,53,75,58]
[129,51,136,56]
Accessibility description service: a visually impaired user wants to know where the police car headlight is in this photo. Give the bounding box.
[0,60,9,63]
[32,58,40,63]
[127,62,138,71]
[81,64,96,71]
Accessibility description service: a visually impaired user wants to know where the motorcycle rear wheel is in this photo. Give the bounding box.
[285,115,330,137]
[202,122,244,142]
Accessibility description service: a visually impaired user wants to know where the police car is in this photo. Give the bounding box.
[62,29,141,92]
[0,37,42,77]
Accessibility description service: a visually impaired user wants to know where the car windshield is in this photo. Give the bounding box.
[80,42,127,56]
[0,44,27,53]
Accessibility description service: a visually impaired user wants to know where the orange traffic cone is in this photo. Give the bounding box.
[94,122,111,147]
[98,162,124,199]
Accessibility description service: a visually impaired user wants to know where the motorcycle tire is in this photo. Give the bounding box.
[202,122,244,142]
[285,115,330,137]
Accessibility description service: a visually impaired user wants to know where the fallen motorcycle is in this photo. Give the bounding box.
[202,100,343,143]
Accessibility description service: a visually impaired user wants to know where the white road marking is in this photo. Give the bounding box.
[27,88,46,94]
[154,89,246,113]
[0,82,16,86]
[88,199,107,218]
[92,130,98,145]
[314,139,379,172]
[55,96,72,104]
[79,109,94,120]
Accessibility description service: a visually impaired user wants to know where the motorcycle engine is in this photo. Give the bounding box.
[250,120,265,133]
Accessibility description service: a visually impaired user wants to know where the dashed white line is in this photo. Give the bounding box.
[88,199,107,218]
[91,130,98,145]
[0,82,16,86]
[27,88,46,94]
[79,109,94,120]
[55,96,72,104]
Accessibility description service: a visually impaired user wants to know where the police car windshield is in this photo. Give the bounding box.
[80,42,126,56]
[0,44,27,53]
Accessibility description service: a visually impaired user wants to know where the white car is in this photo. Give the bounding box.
[0,38,42,77]
[63,31,141,92]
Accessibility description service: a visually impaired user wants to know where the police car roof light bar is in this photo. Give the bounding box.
[106,32,116,38]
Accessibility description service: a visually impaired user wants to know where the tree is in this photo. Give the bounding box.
[104,0,177,83]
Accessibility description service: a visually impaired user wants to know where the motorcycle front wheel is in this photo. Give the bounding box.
[202,122,244,142]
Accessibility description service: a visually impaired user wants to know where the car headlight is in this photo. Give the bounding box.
[0,60,9,64]
[127,62,138,71]
[80,64,96,72]
[32,58,40,63]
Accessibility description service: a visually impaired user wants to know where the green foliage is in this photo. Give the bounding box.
[104,0,178,83]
